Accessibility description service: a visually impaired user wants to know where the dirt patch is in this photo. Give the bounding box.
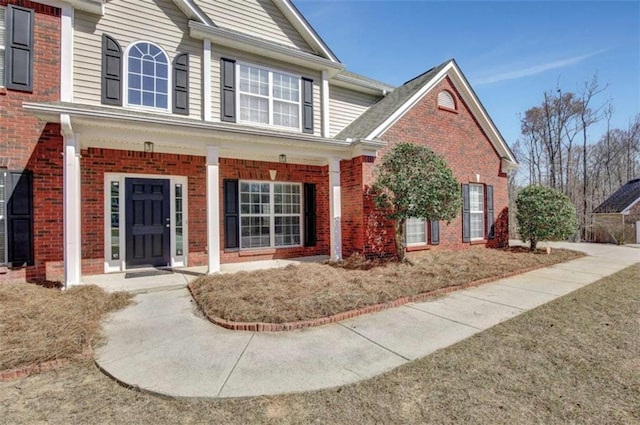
[0,284,132,371]
[1,264,637,424]
[189,247,583,323]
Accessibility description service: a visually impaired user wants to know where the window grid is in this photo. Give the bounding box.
[110,181,120,260]
[238,64,301,130]
[175,184,183,256]
[0,6,6,88]
[127,42,169,110]
[406,217,427,245]
[0,171,5,264]
[239,181,302,249]
[469,184,484,240]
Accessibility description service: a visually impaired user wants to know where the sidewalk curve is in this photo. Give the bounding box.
[94,242,639,398]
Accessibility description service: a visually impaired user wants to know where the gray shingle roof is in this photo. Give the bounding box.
[336,60,451,140]
[594,178,640,213]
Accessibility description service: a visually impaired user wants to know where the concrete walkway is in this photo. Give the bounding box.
[94,242,639,399]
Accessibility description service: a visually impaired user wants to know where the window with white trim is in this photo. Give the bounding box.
[406,217,427,245]
[126,42,169,110]
[238,63,300,130]
[0,171,5,264]
[0,6,6,87]
[469,184,484,240]
[239,181,302,249]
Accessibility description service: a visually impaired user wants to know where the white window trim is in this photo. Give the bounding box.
[239,180,304,250]
[469,184,485,241]
[235,61,303,132]
[123,41,172,113]
[0,6,6,89]
[405,217,427,247]
[103,173,188,273]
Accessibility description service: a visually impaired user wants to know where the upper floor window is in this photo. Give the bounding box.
[437,90,456,111]
[126,42,169,110]
[238,63,300,130]
[0,6,6,87]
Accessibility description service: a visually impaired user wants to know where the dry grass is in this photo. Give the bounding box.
[0,263,637,424]
[190,247,584,323]
[0,283,132,371]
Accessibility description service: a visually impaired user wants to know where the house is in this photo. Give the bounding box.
[0,0,518,287]
[593,178,640,244]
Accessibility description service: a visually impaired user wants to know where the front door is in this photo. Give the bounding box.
[125,178,171,268]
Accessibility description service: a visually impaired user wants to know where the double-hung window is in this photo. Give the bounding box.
[0,6,6,87]
[239,181,302,249]
[406,217,427,245]
[469,184,484,240]
[126,42,169,110]
[238,64,300,130]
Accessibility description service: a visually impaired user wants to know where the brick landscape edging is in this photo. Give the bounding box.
[188,264,549,332]
[0,348,93,382]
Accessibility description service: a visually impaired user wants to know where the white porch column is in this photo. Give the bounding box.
[329,157,342,260]
[61,114,81,287]
[206,146,221,273]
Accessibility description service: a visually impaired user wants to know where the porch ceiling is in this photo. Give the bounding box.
[23,102,385,166]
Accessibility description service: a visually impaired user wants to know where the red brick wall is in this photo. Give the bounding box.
[0,2,61,283]
[342,77,509,257]
[219,158,330,263]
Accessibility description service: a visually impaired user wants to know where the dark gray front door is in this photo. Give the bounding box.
[125,178,170,268]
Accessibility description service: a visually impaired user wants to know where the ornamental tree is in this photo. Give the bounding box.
[372,143,461,262]
[515,185,578,251]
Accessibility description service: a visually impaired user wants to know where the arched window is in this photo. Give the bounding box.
[126,42,169,110]
[437,90,456,110]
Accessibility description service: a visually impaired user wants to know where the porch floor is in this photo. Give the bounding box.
[83,255,329,293]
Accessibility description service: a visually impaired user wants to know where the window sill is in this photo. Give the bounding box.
[406,245,430,252]
[0,87,7,96]
[239,248,276,256]
[470,239,487,245]
[0,266,7,274]
[437,106,458,114]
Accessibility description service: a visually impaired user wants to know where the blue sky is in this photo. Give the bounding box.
[294,1,640,147]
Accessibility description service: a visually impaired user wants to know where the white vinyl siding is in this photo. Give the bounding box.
[194,0,314,53]
[212,46,321,133]
[238,63,300,130]
[469,184,484,240]
[329,85,381,137]
[73,0,202,117]
[239,181,302,249]
[0,6,5,88]
[406,217,427,245]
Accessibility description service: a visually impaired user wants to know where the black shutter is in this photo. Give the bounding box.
[430,221,440,245]
[304,183,317,246]
[486,185,494,240]
[6,6,34,92]
[223,179,239,249]
[221,58,236,122]
[173,53,189,115]
[462,184,470,243]
[7,171,34,266]
[302,78,314,134]
[101,34,122,105]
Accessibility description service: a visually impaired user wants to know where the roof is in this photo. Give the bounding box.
[336,61,448,140]
[594,178,640,213]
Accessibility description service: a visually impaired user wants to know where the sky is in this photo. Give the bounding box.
[293,0,640,148]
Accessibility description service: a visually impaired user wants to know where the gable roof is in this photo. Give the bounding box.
[172,0,214,26]
[594,178,640,214]
[336,59,518,169]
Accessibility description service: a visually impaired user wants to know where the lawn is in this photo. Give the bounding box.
[189,247,583,323]
[0,263,637,424]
